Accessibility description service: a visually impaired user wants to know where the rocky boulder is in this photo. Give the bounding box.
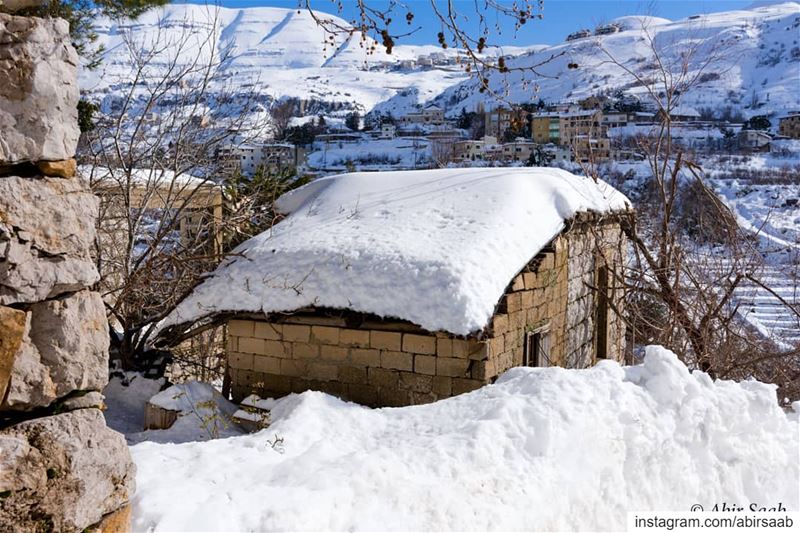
[0,0,47,12]
[0,13,79,163]
[0,409,136,532]
[0,305,26,402]
[1,291,109,411]
[0,175,100,304]
[0,310,56,410]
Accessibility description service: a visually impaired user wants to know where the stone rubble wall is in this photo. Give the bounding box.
[227,216,627,407]
[0,11,134,532]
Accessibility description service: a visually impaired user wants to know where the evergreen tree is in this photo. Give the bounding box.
[345,111,361,132]
[745,115,771,131]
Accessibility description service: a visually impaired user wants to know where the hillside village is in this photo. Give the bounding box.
[216,101,800,174]
[1,0,799,532]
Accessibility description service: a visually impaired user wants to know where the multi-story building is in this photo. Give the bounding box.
[501,139,537,162]
[454,136,502,162]
[379,123,396,139]
[531,113,562,144]
[601,112,630,129]
[541,143,572,164]
[399,104,445,126]
[217,143,303,176]
[484,107,527,140]
[571,136,611,163]
[738,130,772,152]
[560,109,605,144]
[560,109,610,162]
[778,113,800,138]
[89,166,224,294]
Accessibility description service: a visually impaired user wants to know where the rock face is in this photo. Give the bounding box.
[0,175,100,305]
[2,291,109,411]
[1,311,57,410]
[0,0,47,12]
[0,12,134,532]
[0,409,136,532]
[0,14,79,163]
[0,306,26,402]
[37,158,77,178]
[30,290,109,397]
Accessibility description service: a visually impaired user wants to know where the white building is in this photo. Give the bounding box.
[738,130,772,152]
[379,123,396,140]
[217,143,301,175]
[400,104,445,126]
[541,143,572,163]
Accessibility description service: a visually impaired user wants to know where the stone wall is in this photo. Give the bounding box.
[226,215,627,407]
[0,11,135,532]
[227,317,489,406]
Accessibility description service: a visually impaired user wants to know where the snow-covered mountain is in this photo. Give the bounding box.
[80,2,800,125]
[80,3,518,120]
[437,2,800,117]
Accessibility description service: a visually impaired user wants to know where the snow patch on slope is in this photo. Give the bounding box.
[129,346,800,531]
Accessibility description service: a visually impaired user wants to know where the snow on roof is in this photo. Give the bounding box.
[83,166,217,189]
[162,168,629,335]
[667,105,701,118]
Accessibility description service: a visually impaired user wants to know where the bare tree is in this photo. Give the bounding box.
[430,136,459,167]
[270,100,297,141]
[80,8,295,373]
[585,21,800,397]
[302,0,564,99]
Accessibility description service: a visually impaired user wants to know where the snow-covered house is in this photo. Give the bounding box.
[778,113,800,139]
[399,104,445,126]
[737,129,772,152]
[655,105,701,122]
[378,123,396,139]
[161,168,630,407]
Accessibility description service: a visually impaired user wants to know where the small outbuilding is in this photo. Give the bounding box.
[161,168,631,407]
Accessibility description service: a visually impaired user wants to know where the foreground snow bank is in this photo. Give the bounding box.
[130,347,799,531]
[104,379,245,444]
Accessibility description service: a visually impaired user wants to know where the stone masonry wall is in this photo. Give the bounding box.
[0,11,135,532]
[227,316,489,407]
[227,216,627,407]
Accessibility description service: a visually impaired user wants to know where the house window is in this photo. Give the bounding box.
[595,263,609,359]
[523,326,551,367]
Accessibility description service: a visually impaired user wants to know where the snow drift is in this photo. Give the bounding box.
[130,346,799,531]
[162,167,629,335]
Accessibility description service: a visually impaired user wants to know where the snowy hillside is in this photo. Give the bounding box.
[128,347,799,531]
[437,2,800,118]
[80,4,506,118]
[81,3,799,124]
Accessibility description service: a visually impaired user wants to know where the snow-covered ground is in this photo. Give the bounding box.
[127,346,799,531]
[104,376,245,444]
[307,137,432,171]
[708,156,800,347]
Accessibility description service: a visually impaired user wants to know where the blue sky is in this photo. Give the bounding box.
[184,0,758,45]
